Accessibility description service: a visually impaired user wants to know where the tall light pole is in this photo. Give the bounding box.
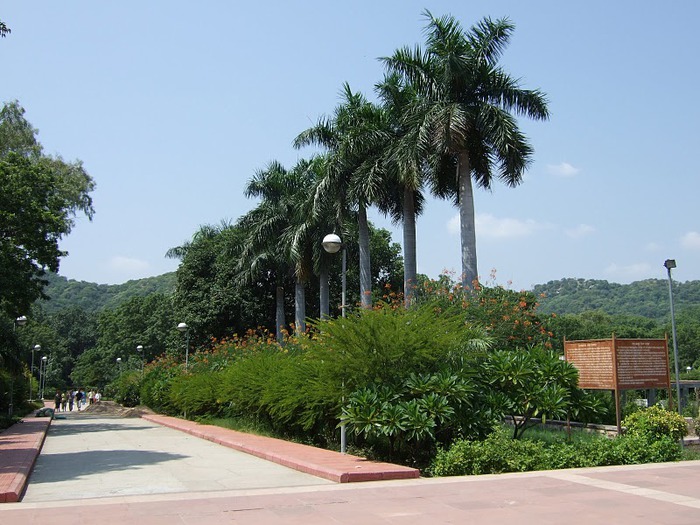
[136,345,144,377]
[177,323,190,370]
[29,344,40,401]
[664,259,682,417]
[322,233,348,454]
[9,316,28,416]
[39,356,48,400]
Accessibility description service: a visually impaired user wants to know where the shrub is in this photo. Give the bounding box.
[108,371,141,407]
[623,405,688,441]
[169,371,223,416]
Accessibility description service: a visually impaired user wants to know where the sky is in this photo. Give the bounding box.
[2,1,699,290]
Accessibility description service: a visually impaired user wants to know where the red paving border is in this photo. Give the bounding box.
[0,416,51,503]
[142,414,420,483]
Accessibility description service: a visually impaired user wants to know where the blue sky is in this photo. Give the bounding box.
[2,2,699,290]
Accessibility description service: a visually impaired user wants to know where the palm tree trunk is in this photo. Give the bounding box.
[275,285,286,343]
[458,152,478,289]
[319,260,330,319]
[403,187,417,307]
[358,203,372,309]
[295,279,306,333]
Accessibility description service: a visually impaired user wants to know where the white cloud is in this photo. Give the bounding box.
[565,224,595,239]
[604,262,652,281]
[447,213,548,239]
[645,242,662,252]
[681,231,700,250]
[547,162,581,178]
[108,256,150,274]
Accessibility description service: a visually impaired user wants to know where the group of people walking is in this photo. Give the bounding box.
[53,388,101,411]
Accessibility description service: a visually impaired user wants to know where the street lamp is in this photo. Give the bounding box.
[177,323,190,370]
[29,344,40,401]
[9,316,28,415]
[116,357,122,377]
[322,233,346,318]
[136,345,144,377]
[664,259,682,417]
[322,233,348,454]
[39,356,48,400]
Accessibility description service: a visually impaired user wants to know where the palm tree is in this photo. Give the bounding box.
[295,84,391,309]
[382,12,549,289]
[375,73,426,307]
[238,161,295,341]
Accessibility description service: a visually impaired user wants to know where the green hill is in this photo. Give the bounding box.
[534,278,700,319]
[40,272,177,314]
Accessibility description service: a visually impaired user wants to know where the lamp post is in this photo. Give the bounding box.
[116,357,122,378]
[177,323,190,370]
[9,316,28,416]
[664,259,682,417]
[136,345,144,377]
[29,344,40,401]
[321,233,346,318]
[39,356,48,400]
[322,233,348,454]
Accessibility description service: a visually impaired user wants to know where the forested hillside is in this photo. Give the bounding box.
[534,278,700,319]
[39,272,176,313]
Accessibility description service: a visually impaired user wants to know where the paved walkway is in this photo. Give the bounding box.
[4,409,700,523]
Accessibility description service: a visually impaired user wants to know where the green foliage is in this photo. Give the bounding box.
[39,272,176,315]
[108,371,141,407]
[0,101,95,317]
[622,405,688,441]
[482,346,580,438]
[415,274,554,351]
[139,354,183,415]
[305,301,491,392]
[169,371,223,416]
[430,425,682,477]
[535,278,700,321]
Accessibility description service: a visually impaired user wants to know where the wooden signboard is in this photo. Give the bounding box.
[564,336,671,432]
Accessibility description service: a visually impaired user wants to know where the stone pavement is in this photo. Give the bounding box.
[4,408,700,523]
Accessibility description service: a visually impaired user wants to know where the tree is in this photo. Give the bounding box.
[0,20,10,38]
[295,84,393,309]
[375,73,426,307]
[239,161,312,336]
[383,12,549,289]
[0,101,95,317]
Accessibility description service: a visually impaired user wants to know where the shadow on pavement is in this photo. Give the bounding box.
[28,449,188,483]
[48,422,157,436]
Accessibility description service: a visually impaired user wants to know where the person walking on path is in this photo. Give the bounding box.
[68,390,75,411]
[61,392,67,412]
[76,389,84,410]
[54,390,61,411]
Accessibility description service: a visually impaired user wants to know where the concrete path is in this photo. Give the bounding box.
[21,414,333,502]
[5,408,700,523]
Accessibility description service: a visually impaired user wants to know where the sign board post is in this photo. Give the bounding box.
[564,337,671,434]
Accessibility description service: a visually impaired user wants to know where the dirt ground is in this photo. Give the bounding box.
[76,401,155,418]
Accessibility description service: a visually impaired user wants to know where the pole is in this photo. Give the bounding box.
[341,248,347,318]
[666,264,682,417]
[29,346,35,401]
[185,330,190,371]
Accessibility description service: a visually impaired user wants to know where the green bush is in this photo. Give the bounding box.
[107,371,141,407]
[430,423,683,477]
[169,371,223,416]
[622,405,687,441]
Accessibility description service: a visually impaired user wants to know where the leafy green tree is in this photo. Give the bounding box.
[383,12,549,288]
[0,101,95,317]
[0,20,9,38]
[483,347,579,439]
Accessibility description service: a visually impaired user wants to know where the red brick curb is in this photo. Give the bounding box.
[0,416,51,503]
[142,414,420,483]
